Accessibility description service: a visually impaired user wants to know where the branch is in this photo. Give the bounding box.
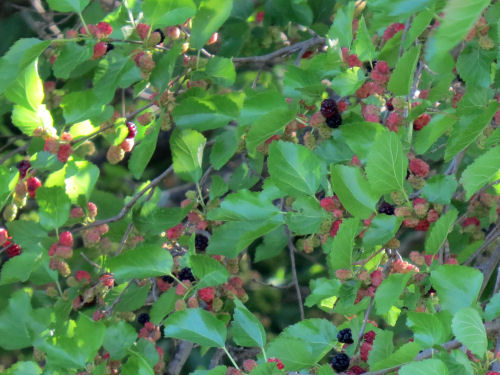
[167,341,194,375]
[72,165,173,233]
[233,35,325,67]
[285,226,305,320]
[354,297,374,354]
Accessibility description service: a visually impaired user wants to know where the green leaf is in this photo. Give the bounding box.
[61,90,110,124]
[403,8,434,49]
[362,215,402,248]
[170,128,206,182]
[113,283,151,312]
[143,0,196,28]
[173,96,235,131]
[53,42,92,79]
[254,226,287,262]
[0,252,41,285]
[366,131,408,196]
[108,245,173,282]
[368,330,394,367]
[209,175,228,200]
[163,308,227,347]
[484,292,500,321]
[36,186,71,230]
[93,56,140,105]
[266,337,318,371]
[190,254,229,288]
[6,221,47,249]
[370,342,421,372]
[425,0,490,73]
[325,218,359,271]
[460,146,500,200]
[205,57,236,86]
[5,61,43,111]
[399,358,449,375]
[330,67,365,97]
[430,265,483,314]
[330,165,378,218]
[0,166,18,209]
[425,208,458,255]
[341,122,385,162]
[210,128,238,170]
[11,104,53,136]
[414,113,457,154]
[268,141,326,197]
[304,278,341,308]
[134,206,191,235]
[327,1,355,47]
[46,0,89,12]
[129,120,160,179]
[0,38,50,95]
[353,17,376,61]
[3,361,42,375]
[406,312,451,348]
[246,108,295,156]
[388,45,421,96]
[452,307,487,358]
[38,313,105,369]
[421,175,458,204]
[238,89,288,127]
[121,352,155,375]
[191,0,233,50]
[103,321,138,360]
[45,160,100,203]
[445,99,498,161]
[456,44,495,89]
[375,273,413,315]
[231,298,267,347]
[286,196,329,235]
[150,289,179,325]
[150,43,182,92]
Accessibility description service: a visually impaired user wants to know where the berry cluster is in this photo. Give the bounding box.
[337,328,354,344]
[330,353,350,373]
[320,99,343,128]
[268,357,285,370]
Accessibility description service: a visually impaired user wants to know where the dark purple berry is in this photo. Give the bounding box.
[137,312,150,324]
[154,28,165,44]
[378,202,395,215]
[162,275,174,283]
[330,353,350,373]
[321,99,339,118]
[178,267,195,282]
[17,160,31,179]
[126,121,137,139]
[325,113,342,128]
[337,328,354,344]
[386,99,394,111]
[105,42,114,53]
[195,234,209,252]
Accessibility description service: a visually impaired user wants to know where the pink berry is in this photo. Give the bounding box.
[59,231,74,247]
[0,228,8,246]
[57,143,73,163]
[87,202,98,219]
[99,274,114,287]
[136,23,151,40]
[409,158,430,178]
[75,270,91,283]
[92,41,109,59]
[26,177,42,198]
[70,207,85,218]
[96,22,112,37]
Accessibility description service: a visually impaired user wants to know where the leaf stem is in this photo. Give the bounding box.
[223,346,240,370]
[78,12,89,35]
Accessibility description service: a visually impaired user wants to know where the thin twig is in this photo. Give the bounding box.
[80,252,101,269]
[114,222,134,256]
[105,279,134,315]
[478,242,500,296]
[0,145,29,165]
[285,226,305,320]
[72,165,174,233]
[167,341,194,375]
[354,296,374,354]
[464,223,500,265]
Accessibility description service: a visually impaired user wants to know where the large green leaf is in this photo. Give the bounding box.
[3,362,42,375]
[286,196,329,235]
[421,175,458,204]
[36,186,71,230]
[399,359,449,375]
[246,108,295,155]
[425,0,490,72]
[0,252,42,285]
[191,0,233,49]
[107,245,173,282]
[204,57,236,86]
[304,278,341,308]
[330,67,365,97]
[209,128,239,170]
[456,44,495,89]
[451,307,486,358]
[11,104,53,136]
[163,308,227,347]
[330,165,378,218]
[484,292,500,321]
[425,208,458,255]
[362,214,402,248]
[366,131,408,196]
[460,146,500,200]
[134,206,191,235]
[0,38,50,94]
[388,45,421,96]
[268,141,326,197]
[103,321,138,360]
[129,120,160,179]
[47,0,89,12]
[53,43,92,79]
[370,342,421,372]
[406,312,451,348]
[327,1,355,47]
[340,121,385,162]
[325,218,359,271]
[5,60,43,111]
[150,43,183,92]
[143,0,196,28]
[414,113,456,154]
[173,96,236,131]
[170,128,206,182]
[374,273,413,315]
[368,330,394,367]
[231,298,267,347]
[444,100,498,161]
[190,254,229,288]
[149,288,179,325]
[430,265,483,314]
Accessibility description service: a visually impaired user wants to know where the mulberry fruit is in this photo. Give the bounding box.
[126,121,137,139]
[378,202,395,215]
[330,353,350,373]
[195,233,209,252]
[326,114,342,128]
[137,313,150,324]
[17,160,31,179]
[178,267,195,282]
[337,328,354,344]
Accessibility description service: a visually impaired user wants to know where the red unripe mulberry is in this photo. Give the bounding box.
[409,158,430,178]
[57,143,73,163]
[59,231,74,247]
